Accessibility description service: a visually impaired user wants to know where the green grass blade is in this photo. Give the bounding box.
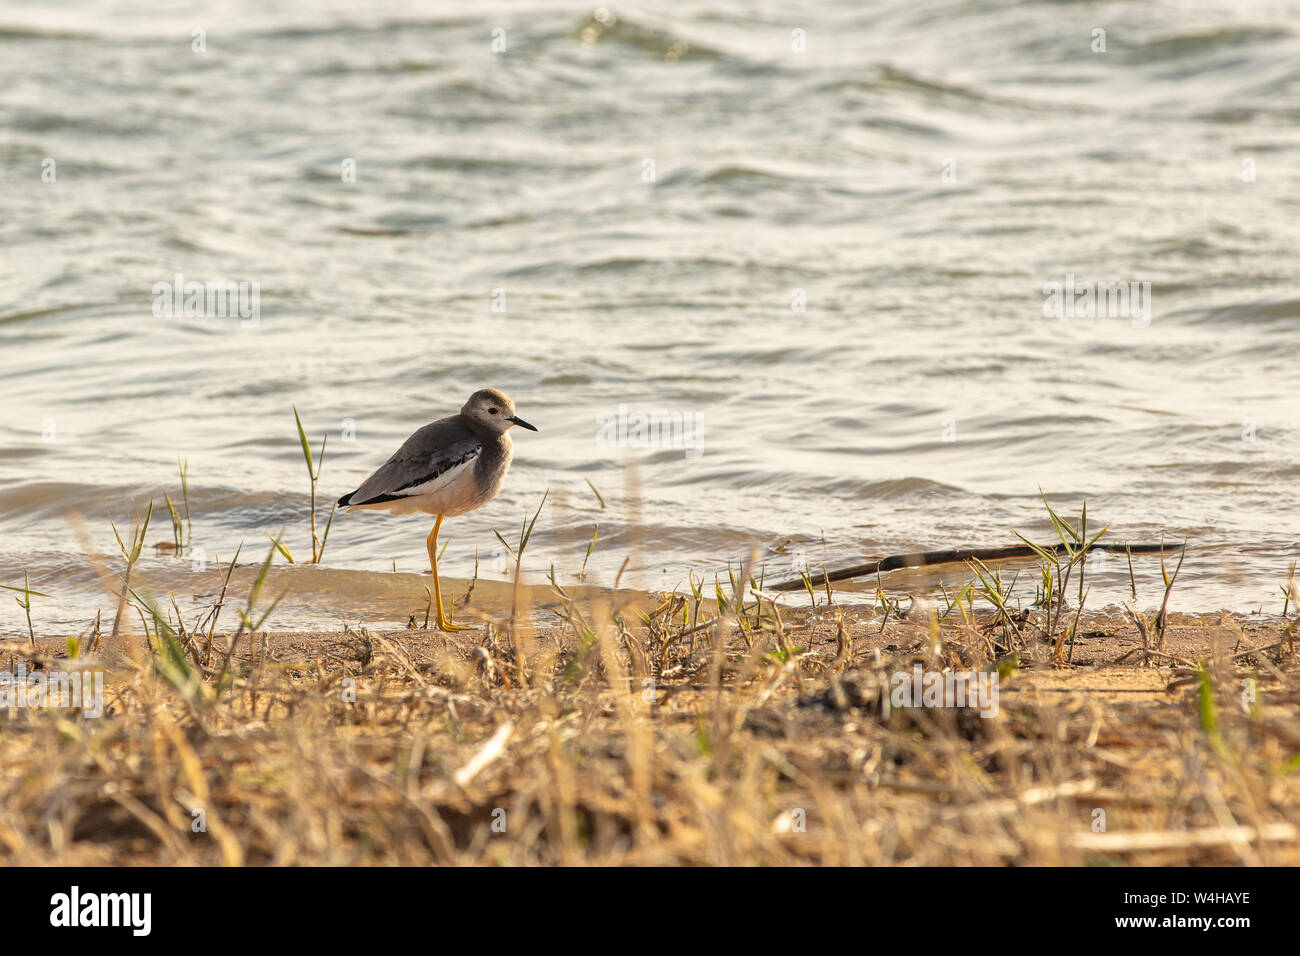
[0,583,51,598]
[518,489,549,555]
[293,404,314,473]
[267,533,294,565]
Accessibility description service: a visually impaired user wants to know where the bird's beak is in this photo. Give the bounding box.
[508,416,538,432]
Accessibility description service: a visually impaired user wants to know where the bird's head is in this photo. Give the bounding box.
[461,388,537,436]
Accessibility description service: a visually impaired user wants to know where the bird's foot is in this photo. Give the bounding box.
[434,609,470,632]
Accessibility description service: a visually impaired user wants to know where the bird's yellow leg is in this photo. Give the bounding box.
[426,515,468,631]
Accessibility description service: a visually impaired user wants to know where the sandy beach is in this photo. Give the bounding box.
[3,581,1296,866]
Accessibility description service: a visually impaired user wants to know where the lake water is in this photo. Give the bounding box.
[2,0,1299,635]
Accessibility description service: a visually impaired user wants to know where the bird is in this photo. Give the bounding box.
[336,388,537,631]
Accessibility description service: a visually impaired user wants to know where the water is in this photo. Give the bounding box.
[2,0,1299,636]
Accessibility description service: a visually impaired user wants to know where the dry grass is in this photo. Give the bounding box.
[1,588,1297,865]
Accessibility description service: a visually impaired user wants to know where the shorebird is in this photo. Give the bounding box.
[337,388,537,630]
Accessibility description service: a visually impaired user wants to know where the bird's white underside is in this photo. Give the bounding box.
[344,456,481,516]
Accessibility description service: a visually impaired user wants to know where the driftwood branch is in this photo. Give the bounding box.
[769,542,1185,592]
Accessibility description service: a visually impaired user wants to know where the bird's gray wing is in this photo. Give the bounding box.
[340,416,482,506]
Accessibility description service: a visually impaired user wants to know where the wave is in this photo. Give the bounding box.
[1175,297,1300,327]
[572,9,726,62]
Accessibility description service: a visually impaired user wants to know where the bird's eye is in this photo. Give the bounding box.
[488,408,498,414]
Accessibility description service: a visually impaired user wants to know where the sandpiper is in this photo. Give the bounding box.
[336,388,537,630]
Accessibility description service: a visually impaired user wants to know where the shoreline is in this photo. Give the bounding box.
[3,546,1297,643]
